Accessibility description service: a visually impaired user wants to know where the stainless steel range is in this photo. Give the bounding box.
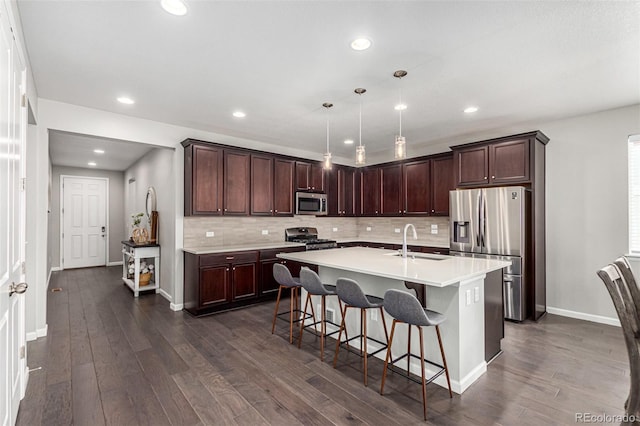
[285,227,337,250]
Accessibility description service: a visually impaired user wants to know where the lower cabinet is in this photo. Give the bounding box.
[185,246,312,316]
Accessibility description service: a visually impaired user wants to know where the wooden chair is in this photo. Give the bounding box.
[597,262,640,420]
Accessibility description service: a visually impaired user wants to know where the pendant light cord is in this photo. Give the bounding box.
[358,94,362,147]
[398,85,402,137]
[326,109,330,153]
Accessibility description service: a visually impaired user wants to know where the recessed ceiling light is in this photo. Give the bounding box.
[344,139,354,145]
[88,161,97,167]
[233,111,246,118]
[93,149,105,154]
[394,103,407,111]
[117,96,135,105]
[350,38,371,51]
[161,0,188,16]
[464,106,479,114]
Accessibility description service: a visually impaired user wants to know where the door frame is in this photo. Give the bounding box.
[59,175,109,271]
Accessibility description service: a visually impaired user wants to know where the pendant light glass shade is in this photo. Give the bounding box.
[355,88,366,166]
[322,102,333,170]
[393,70,408,160]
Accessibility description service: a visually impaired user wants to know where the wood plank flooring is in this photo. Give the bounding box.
[16,266,630,425]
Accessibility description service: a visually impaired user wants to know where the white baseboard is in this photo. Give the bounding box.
[107,261,123,267]
[158,288,183,311]
[170,303,183,311]
[47,267,61,289]
[158,288,172,302]
[26,325,48,342]
[547,306,621,327]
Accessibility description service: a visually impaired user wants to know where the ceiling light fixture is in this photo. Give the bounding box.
[88,161,97,167]
[117,96,135,105]
[93,149,105,154]
[232,111,246,118]
[344,139,354,145]
[464,106,479,114]
[355,88,366,166]
[161,0,188,16]
[393,70,408,160]
[351,38,371,51]
[322,102,333,170]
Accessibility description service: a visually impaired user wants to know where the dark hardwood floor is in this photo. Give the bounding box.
[16,266,629,425]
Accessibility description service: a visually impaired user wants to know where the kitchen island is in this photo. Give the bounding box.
[277,247,510,394]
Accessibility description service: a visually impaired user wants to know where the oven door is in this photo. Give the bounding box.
[295,192,327,215]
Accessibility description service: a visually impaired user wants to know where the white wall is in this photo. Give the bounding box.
[48,166,125,270]
[124,148,175,303]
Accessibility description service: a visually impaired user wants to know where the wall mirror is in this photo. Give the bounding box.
[146,186,159,244]
[146,186,157,218]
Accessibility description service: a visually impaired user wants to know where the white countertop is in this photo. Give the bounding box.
[277,247,510,287]
[335,237,449,249]
[183,242,305,255]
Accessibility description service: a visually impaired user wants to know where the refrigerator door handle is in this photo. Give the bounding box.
[481,193,487,248]
[476,191,482,247]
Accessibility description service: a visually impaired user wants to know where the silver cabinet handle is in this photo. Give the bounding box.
[217,208,220,212]
[233,267,236,271]
[9,282,28,296]
[492,175,495,179]
[224,208,228,212]
[275,210,278,213]
[484,176,487,179]
[226,256,234,260]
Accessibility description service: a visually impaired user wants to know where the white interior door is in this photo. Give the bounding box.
[61,176,107,269]
[0,6,27,425]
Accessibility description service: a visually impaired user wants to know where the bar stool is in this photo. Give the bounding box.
[271,263,309,344]
[380,289,453,421]
[298,268,344,361]
[332,277,389,386]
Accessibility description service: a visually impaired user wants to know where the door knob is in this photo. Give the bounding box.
[9,282,28,296]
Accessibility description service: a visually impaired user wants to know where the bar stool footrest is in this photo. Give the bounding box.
[338,335,388,358]
[301,320,342,338]
[276,309,312,325]
[387,352,446,385]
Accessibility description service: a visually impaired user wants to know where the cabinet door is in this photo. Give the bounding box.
[338,167,356,216]
[295,161,311,190]
[431,155,454,215]
[380,164,403,216]
[260,259,284,295]
[251,155,273,215]
[310,163,324,191]
[186,144,223,215]
[273,159,294,215]
[224,151,251,215]
[200,265,230,306]
[403,159,431,215]
[455,145,489,187]
[360,168,380,216]
[325,167,338,216]
[231,262,257,301]
[489,139,530,184]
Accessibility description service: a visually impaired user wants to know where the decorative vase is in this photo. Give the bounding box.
[132,227,149,244]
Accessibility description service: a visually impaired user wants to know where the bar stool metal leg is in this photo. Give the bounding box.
[436,325,453,398]
[419,326,427,420]
[380,318,397,395]
[271,285,283,335]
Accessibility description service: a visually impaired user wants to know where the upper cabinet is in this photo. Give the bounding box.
[250,156,295,216]
[184,143,223,215]
[403,159,431,215]
[273,159,295,215]
[223,151,251,215]
[452,132,547,188]
[295,161,324,191]
[430,154,455,216]
[359,167,380,216]
[337,166,357,216]
[380,164,403,216]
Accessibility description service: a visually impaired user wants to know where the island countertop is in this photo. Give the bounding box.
[277,247,510,287]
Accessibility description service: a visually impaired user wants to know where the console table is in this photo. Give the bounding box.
[121,240,160,297]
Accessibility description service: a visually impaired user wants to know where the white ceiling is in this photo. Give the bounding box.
[18,1,640,165]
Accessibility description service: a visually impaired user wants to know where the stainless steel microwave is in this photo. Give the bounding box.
[295,192,327,215]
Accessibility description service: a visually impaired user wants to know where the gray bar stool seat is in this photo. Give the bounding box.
[271,263,311,344]
[298,268,345,361]
[380,289,453,421]
[332,278,389,386]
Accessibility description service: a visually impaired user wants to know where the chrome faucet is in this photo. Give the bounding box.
[402,224,417,258]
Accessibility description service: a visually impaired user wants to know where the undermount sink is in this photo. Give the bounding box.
[386,252,447,261]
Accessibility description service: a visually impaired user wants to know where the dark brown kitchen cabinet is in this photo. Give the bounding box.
[296,161,324,191]
[380,164,403,216]
[184,250,259,316]
[273,159,294,215]
[337,166,357,216]
[259,247,305,295]
[453,136,532,187]
[403,159,431,215]
[430,154,454,215]
[224,151,251,215]
[359,167,380,216]
[184,144,223,215]
[251,154,274,215]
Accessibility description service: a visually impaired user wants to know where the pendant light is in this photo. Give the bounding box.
[322,102,333,170]
[393,70,408,159]
[355,88,366,165]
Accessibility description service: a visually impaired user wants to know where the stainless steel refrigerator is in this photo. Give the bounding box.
[450,186,529,321]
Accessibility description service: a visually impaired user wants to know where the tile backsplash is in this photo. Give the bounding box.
[184,215,449,249]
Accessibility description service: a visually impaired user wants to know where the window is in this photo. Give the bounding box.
[628,134,640,254]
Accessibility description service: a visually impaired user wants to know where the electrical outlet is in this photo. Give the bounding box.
[394,228,401,233]
[474,286,480,302]
[431,224,438,230]
[205,231,215,237]
[371,309,378,321]
[261,230,268,235]
[366,226,372,231]
[466,290,471,306]
[431,228,438,234]
[332,227,338,232]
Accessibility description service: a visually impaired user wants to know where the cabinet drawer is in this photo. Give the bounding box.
[200,251,258,266]
[260,246,304,261]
